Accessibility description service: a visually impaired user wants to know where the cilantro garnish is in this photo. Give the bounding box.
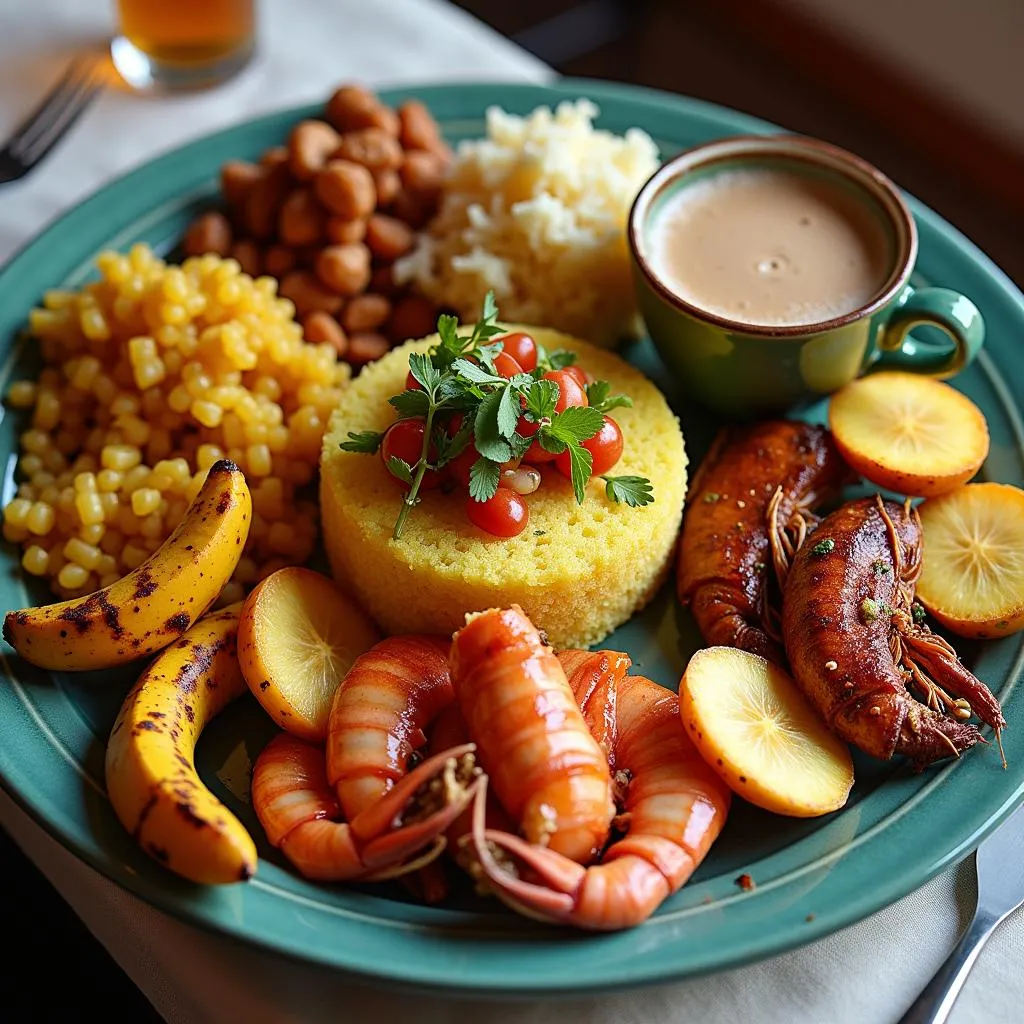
[339,293,654,539]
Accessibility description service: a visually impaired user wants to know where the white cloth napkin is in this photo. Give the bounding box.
[0,1,1020,1022]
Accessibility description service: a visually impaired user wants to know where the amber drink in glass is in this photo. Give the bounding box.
[111,0,256,92]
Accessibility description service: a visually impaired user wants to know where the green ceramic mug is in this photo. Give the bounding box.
[627,135,985,418]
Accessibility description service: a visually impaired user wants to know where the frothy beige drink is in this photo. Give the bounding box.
[647,167,892,327]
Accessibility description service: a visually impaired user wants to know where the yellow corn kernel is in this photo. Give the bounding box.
[7,381,37,408]
[64,537,103,570]
[21,429,51,456]
[78,522,106,546]
[21,545,51,576]
[253,376,281,401]
[131,488,161,517]
[58,563,91,590]
[196,444,225,471]
[4,498,32,527]
[121,543,148,569]
[139,513,164,539]
[32,390,61,432]
[75,491,105,526]
[99,492,120,518]
[246,444,272,477]
[101,445,142,471]
[266,425,290,453]
[96,553,117,576]
[26,502,56,536]
[122,465,151,493]
[96,469,123,492]
[80,307,111,341]
[99,572,121,588]
[110,393,141,418]
[20,454,44,477]
[73,472,98,494]
[3,521,29,543]
[191,400,223,428]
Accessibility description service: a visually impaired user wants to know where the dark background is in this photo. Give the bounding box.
[6,2,1022,1020]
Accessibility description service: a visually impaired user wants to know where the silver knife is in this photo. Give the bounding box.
[898,801,1024,1024]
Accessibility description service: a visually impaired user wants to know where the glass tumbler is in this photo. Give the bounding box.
[111,0,256,92]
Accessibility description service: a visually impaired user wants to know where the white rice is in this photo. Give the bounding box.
[394,99,659,347]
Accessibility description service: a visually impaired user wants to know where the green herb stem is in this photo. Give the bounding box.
[393,398,438,540]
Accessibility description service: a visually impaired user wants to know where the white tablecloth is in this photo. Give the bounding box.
[0,1,1020,1021]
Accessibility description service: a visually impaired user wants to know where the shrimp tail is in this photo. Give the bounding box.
[353,742,480,869]
[474,828,582,921]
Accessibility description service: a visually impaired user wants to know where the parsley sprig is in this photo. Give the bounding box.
[339,293,654,539]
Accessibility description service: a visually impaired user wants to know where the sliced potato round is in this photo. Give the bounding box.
[828,371,989,497]
[237,567,381,741]
[917,482,1024,639]
[680,646,853,817]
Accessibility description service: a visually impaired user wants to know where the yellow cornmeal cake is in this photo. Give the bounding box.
[320,326,686,648]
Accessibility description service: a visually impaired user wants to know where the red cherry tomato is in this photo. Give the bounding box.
[405,369,423,392]
[555,415,623,479]
[518,414,557,464]
[466,486,529,537]
[499,332,538,372]
[380,418,442,490]
[562,365,588,390]
[448,443,479,486]
[493,352,524,378]
[543,370,588,412]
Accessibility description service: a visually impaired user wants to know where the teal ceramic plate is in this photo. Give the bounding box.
[1,79,1022,997]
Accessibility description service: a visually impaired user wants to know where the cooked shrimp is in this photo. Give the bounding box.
[557,648,631,763]
[465,673,731,930]
[252,732,478,882]
[326,634,454,818]
[449,606,615,864]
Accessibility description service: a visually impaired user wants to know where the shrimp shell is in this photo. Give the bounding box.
[450,605,615,864]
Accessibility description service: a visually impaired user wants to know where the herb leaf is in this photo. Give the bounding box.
[339,430,383,454]
[468,457,502,502]
[386,456,414,485]
[545,349,578,371]
[497,385,521,438]
[389,389,430,419]
[567,443,593,504]
[474,388,513,462]
[452,358,505,386]
[408,352,440,393]
[525,379,558,422]
[586,380,633,414]
[544,405,604,446]
[602,475,654,507]
[508,431,533,460]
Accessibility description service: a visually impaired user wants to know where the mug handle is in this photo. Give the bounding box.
[872,286,984,378]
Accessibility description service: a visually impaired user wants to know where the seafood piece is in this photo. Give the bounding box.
[782,495,1005,767]
[449,606,615,864]
[466,673,731,930]
[326,634,454,818]
[557,648,632,763]
[677,420,850,663]
[252,732,479,882]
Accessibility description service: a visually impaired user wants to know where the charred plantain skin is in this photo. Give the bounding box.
[782,496,1005,768]
[4,460,251,671]
[105,603,257,884]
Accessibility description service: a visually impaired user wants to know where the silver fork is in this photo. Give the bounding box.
[898,802,1024,1024]
[0,53,105,184]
